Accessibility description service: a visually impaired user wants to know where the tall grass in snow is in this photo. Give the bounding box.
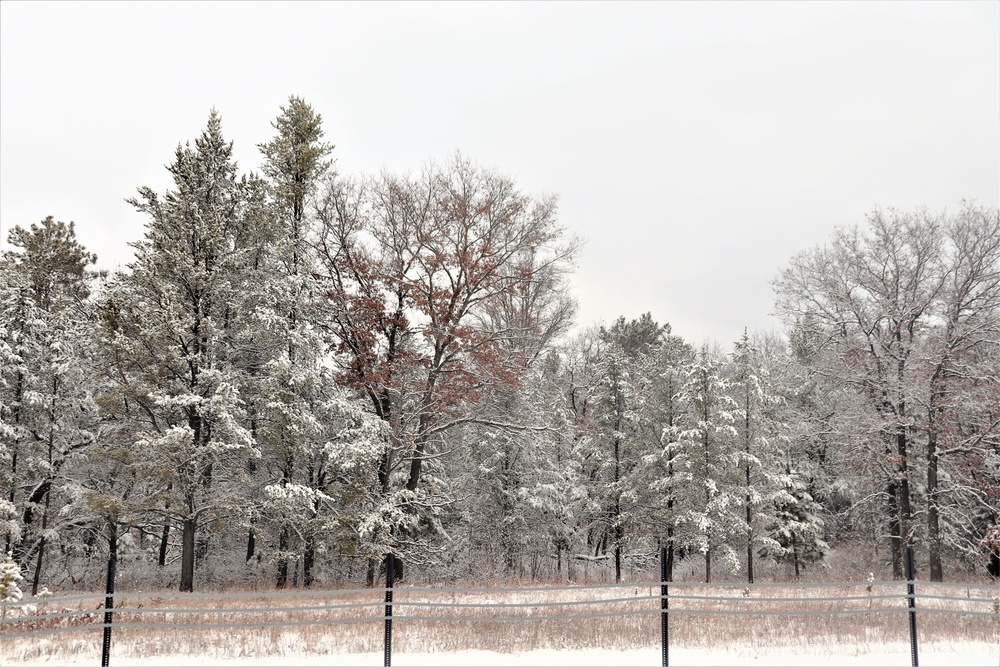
[2,581,997,663]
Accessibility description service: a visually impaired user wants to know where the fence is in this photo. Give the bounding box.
[2,548,998,667]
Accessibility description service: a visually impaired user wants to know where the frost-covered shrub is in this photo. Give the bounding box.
[1,551,24,618]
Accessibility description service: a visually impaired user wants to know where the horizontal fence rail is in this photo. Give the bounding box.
[4,589,997,627]
[2,577,991,607]
[4,598,1000,638]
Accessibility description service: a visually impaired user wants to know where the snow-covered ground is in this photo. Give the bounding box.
[6,583,997,666]
[9,643,998,666]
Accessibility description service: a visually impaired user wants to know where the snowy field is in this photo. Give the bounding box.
[4,582,997,666]
[8,643,999,667]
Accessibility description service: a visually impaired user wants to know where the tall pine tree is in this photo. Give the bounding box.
[108,111,259,592]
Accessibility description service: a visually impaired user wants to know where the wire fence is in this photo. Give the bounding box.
[2,564,999,666]
[5,583,1000,637]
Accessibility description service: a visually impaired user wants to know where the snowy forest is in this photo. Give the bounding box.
[2,97,999,596]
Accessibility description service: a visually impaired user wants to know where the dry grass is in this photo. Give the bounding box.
[2,581,997,663]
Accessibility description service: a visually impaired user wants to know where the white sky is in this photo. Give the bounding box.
[2,1,998,346]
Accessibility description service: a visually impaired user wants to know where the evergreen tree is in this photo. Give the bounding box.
[258,95,333,276]
[765,464,829,579]
[0,552,24,611]
[591,314,667,581]
[4,217,95,310]
[628,327,695,582]
[0,219,97,593]
[728,330,787,583]
[254,96,340,587]
[109,111,259,592]
[670,345,740,582]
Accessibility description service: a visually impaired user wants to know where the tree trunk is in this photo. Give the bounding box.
[614,537,622,583]
[926,430,943,581]
[887,479,903,579]
[406,355,445,493]
[6,373,23,553]
[276,453,294,587]
[158,524,170,566]
[746,502,755,585]
[245,527,256,563]
[744,385,754,585]
[926,372,946,582]
[31,537,46,596]
[745,455,754,584]
[665,470,676,584]
[14,479,52,566]
[613,424,622,583]
[303,534,315,588]
[180,517,196,592]
[196,533,209,563]
[705,545,712,584]
[895,425,914,551]
[108,520,119,565]
[613,494,623,583]
[31,485,52,595]
[277,527,290,588]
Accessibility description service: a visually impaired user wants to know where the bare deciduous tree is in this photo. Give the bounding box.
[775,204,1000,579]
[314,154,579,578]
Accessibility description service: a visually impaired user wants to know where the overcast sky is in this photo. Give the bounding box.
[2,1,998,346]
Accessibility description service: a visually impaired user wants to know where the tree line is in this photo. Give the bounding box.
[2,97,998,594]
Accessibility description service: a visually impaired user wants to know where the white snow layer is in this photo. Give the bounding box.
[8,642,997,666]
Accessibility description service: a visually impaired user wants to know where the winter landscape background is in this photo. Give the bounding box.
[1,2,998,664]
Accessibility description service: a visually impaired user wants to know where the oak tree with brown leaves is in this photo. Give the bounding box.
[314,154,578,577]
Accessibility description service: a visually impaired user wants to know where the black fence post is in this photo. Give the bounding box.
[101,532,117,667]
[905,546,919,667]
[660,546,669,667]
[384,553,394,667]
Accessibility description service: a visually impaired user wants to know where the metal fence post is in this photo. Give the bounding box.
[101,540,117,667]
[660,546,669,667]
[384,553,394,667]
[905,547,919,667]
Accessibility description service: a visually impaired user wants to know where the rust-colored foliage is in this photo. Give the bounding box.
[314,155,578,497]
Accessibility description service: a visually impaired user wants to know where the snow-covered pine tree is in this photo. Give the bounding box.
[259,95,333,278]
[766,462,828,579]
[253,96,344,587]
[556,329,604,574]
[590,314,668,582]
[628,326,695,583]
[592,337,634,582]
[108,111,259,592]
[520,357,589,580]
[453,240,579,581]
[0,260,35,556]
[670,344,740,583]
[728,329,789,583]
[451,349,583,581]
[0,218,98,594]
